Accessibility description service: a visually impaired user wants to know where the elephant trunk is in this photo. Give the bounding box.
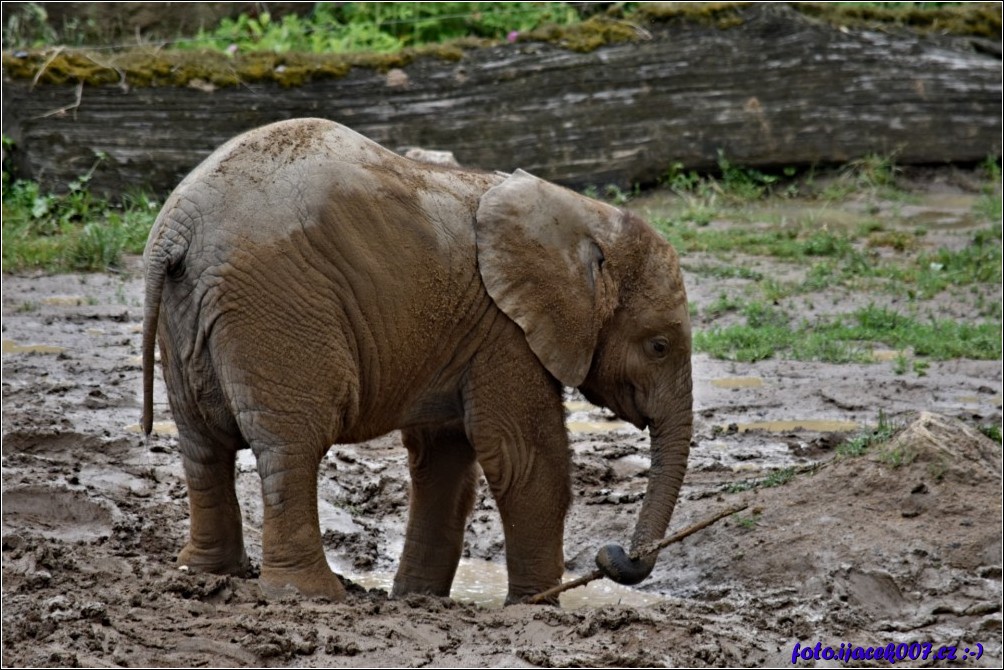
[595,364,693,585]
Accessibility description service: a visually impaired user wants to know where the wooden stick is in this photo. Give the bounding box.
[527,502,749,604]
[30,46,64,90]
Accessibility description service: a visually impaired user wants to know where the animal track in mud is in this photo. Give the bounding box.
[2,430,133,459]
[2,487,114,542]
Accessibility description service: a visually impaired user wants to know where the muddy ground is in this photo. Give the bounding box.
[2,179,1002,667]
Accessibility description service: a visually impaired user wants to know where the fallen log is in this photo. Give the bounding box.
[2,3,1000,197]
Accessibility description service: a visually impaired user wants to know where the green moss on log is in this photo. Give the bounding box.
[636,2,748,29]
[1,40,476,89]
[4,3,998,89]
[523,16,648,53]
[796,2,1001,39]
[638,1,1001,38]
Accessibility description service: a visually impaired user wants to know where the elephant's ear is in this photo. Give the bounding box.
[475,169,621,387]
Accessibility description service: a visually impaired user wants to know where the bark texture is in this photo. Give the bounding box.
[3,3,1000,197]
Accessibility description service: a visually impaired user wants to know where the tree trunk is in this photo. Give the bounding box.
[3,3,1000,197]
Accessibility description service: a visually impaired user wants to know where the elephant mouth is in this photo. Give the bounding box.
[611,383,650,430]
[614,392,649,431]
[579,384,648,430]
[628,385,652,430]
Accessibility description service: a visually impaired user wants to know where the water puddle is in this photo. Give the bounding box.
[124,420,179,437]
[733,419,859,433]
[76,465,153,497]
[897,195,980,229]
[42,295,88,306]
[318,499,362,535]
[701,439,800,472]
[611,454,649,478]
[710,377,764,390]
[343,558,662,609]
[567,420,635,433]
[871,349,906,362]
[2,339,66,355]
[565,400,636,434]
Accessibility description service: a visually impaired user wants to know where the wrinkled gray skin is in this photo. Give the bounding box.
[143,118,692,604]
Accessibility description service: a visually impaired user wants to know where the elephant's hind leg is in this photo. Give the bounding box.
[175,416,250,577]
[242,414,347,602]
[393,424,478,598]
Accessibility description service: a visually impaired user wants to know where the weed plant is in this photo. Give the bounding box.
[187,3,580,54]
[2,174,156,272]
[725,467,797,494]
[838,411,897,457]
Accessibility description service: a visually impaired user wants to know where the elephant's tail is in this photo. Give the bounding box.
[141,216,188,436]
[142,257,164,436]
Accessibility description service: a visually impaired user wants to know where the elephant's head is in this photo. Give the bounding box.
[475,170,693,586]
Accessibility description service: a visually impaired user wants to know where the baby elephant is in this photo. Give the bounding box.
[143,118,692,603]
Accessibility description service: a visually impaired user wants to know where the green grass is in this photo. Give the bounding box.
[4,2,582,52]
[2,178,156,272]
[734,512,761,530]
[695,303,1002,363]
[652,153,999,308]
[725,467,798,494]
[684,263,764,281]
[181,3,582,54]
[980,424,1003,444]
[655,219,856,259]
[838,411,898,457]
[657,210,1001,303]
[762,467,795,488]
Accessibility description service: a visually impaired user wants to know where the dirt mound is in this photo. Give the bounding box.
[876,411,1002,483]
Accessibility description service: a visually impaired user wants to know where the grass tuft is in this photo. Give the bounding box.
[2,176,157,272]
[838,411,897,457]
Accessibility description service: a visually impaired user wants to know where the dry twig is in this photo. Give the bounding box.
[36,81,84,119]
[528,502,749,604]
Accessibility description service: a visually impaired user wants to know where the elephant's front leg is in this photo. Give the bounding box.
[465,350,571,605]
[393,423,478,597]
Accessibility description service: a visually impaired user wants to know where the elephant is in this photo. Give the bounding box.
[141,118,692,604]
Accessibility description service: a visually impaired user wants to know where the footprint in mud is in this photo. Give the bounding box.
[2,487,114,542]
[834,567,913,620]
[2,430,102,456]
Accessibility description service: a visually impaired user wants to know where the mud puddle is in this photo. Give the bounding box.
[345,558,663,610]
[2,339,67,355]
[732,419,860,433]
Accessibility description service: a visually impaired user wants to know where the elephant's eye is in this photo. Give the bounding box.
[645,337,669,359]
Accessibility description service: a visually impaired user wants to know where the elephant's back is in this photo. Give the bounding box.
[163,118,493,249]
[207,118,401,184]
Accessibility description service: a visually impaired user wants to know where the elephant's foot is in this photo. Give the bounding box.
[505,585,559,606]
[177,542,251,577]
[391,575,452,599]
[259,560,347,601]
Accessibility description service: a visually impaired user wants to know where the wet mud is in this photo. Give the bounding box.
[3,188,1002,666]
